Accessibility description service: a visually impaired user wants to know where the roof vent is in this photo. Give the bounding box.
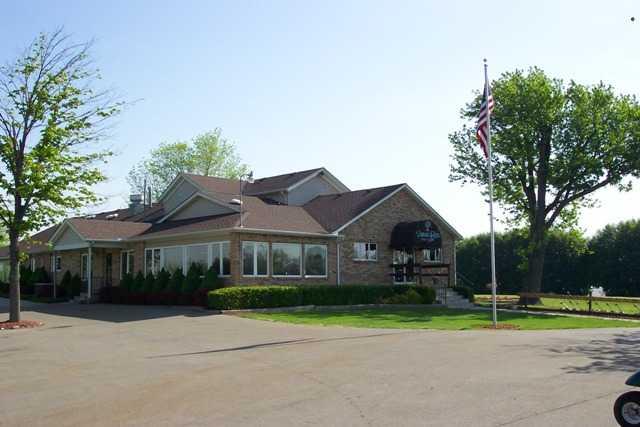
[105,213,119,220]
[229,198,242,205]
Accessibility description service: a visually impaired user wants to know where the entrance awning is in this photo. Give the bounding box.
[390,220,442,250]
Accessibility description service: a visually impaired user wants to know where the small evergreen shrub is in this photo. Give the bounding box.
[59,271,73,297]
[202,265,222,290]
[169,268,185,294]
[154,269,170,292]
[132,271,146,293]
[70,274,82,296]
[208,286,303,310]
[184,263,203,294]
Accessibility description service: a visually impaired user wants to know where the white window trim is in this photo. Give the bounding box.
[120,250,134,278]
[422,247,442,263]
[353,242,378,262]
[145,241,231,277]
[304,244,328,278]
[272,243,302,278]
[242,241,269,277]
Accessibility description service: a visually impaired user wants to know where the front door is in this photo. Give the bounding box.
[105,253,113,287]
[393,249,416,284]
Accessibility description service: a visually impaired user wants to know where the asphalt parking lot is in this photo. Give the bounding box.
[1,299,638,426]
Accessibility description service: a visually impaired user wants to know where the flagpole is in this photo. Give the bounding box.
[484,59,498,327]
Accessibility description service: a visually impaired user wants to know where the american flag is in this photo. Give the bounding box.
[476,82,494,158]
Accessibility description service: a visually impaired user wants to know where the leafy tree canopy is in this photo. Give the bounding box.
[0,29,121,321]
[450,67,640,292]
[128,128,249,201]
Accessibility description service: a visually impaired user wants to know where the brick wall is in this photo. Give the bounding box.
[338,188,457,286]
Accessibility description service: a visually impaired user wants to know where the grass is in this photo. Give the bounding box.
[240,306,640,330]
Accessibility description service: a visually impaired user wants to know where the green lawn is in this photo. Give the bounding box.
[240,307,640,330]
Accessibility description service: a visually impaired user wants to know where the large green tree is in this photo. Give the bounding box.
[450,68,640,295]
[128,129,248,201]
[0,30,120,321]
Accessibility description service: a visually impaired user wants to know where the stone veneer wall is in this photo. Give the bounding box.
[338,188,456,286]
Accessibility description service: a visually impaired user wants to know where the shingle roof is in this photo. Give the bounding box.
[183,168,323,198]
[138,196,327,239]
[246,168,322,194]
[303,184,405,232]
[0,225,59,258]
[66,218,152,241]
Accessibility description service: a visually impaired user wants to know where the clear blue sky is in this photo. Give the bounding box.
[2,1,639,236]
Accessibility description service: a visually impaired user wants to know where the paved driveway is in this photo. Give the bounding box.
[1,299,638,426]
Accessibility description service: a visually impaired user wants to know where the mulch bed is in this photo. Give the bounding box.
[0,320,44,330]
[479,323,520,330]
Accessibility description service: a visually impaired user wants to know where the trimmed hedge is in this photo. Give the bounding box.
[207,285,436,310]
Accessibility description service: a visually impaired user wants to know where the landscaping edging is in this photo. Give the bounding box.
[221,303,446,315]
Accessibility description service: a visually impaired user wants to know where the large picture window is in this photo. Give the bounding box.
[272,243,301,277]
[353,242,377,261]
[163,246,183,273]
[186,245,208,270]
[211,241,230,276]
[145,248,161,275]
[304,244,327,277]
[242,241,268,276]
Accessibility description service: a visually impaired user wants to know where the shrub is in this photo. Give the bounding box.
[202,265,222,290]
[120,273,134,293]
[169,268,185,293]
[208,286,302,310]
[59,270,73,297]
[33,266,50,283]
[380,289,425,304]
[0,281,8,295]
[19,265,34,295]
[70,274,82,296]
[207,285,436,310]
[154,269,170,292]
[452,285,475,303]
[184,263,203,294]
[132,271,146,293]
[143,272,156,293]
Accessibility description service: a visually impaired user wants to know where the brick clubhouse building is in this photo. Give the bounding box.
[0,167,461,300]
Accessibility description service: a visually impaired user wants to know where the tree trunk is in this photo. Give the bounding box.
[521,224,548,305]
[8,228,21,322]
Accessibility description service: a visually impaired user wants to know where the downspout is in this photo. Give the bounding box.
[87,243,93,303]
[52,251,56,299]
[336,234,341,285]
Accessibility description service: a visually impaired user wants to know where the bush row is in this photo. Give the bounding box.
[207,284,436,310]
[100,263,223,307]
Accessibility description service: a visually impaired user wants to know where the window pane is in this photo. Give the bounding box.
[186,245,208,270]
[256,243,268,275]
[128,252,135,274]
[354,243,365,260]
[153,249,161,274]
[81,255,88,280]
[305,245,327,276]
[272,243,301,276]
[163,247,183,273]
[145,250,152,275]
[121,252,128,277]
[211,243,221,275]
[221,242,230,276]
[367,243,377,260]
[242,242,254,275]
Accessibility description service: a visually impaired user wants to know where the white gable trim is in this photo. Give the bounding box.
[332,185,463,239]
[158,191,238,223]
[287,168,349,193]
[49,220,86,245]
